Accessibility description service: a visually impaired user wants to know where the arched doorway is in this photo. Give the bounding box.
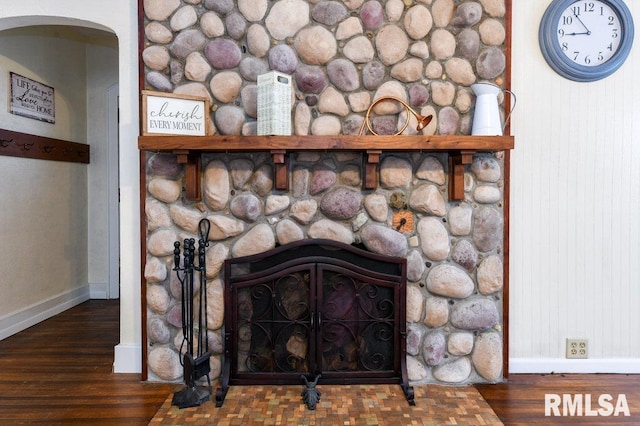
[0,23,120,333]
[0,1,146,375]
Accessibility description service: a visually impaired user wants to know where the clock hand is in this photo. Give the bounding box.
[573,13,591,35]
[564,31,590,36]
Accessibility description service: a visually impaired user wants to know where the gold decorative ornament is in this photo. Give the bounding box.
[359,96,433,136]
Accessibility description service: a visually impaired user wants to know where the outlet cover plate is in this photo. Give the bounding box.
[566,339,588,359]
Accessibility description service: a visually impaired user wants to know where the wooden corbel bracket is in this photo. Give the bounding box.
[364,149,382,190]
[271,150,288,190]
[139,137,514,202]
[170,149,290,198]
[170,148,470,198]
[449,150,475,201]
[173,150,201,201]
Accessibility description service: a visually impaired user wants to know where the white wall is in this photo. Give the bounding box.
[510,2,640,373]
[0,31,90,335]
[87,43,119,299]
[0,0,141,373]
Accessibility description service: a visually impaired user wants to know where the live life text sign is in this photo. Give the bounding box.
[10,73,55,124]
[142,91,210,136]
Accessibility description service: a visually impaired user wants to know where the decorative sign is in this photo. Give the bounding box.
[142,90,210,136]
[9,72,55,123]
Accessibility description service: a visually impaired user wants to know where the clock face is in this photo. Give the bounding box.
[539,0,635,82]
[556,1,622,67]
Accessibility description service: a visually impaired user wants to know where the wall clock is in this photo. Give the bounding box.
[539,0,634,82]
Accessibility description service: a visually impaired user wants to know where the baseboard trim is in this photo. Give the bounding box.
[510,358,640,374]
[0,286,90,341]
[113,343,142,373]
[89,281,108,299]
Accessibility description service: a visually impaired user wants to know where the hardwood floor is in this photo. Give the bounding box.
[477,373,640,424]
[0,300,638,424]
[0,300,173,425]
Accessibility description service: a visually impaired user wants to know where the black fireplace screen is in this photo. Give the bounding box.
[216,239,413,406]
[237,268,396,375]
[237,271,311,374]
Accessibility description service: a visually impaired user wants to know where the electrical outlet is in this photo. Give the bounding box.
[566,339,588,359]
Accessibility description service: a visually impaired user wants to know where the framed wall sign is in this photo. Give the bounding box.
[9,72,55,123]
[142,90,210,136]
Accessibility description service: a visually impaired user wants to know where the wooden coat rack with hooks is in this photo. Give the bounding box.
[0,128,90,164]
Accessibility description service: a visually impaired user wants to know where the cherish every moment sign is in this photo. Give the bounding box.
[143,91,209,136]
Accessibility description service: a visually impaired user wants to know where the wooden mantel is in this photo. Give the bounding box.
[138,134,514,201]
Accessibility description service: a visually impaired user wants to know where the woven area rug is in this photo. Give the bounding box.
[150,384,503,425]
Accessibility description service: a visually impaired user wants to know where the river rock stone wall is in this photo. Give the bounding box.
[144,150,505,385]
[142,0,508,385]
[143,0,508,135]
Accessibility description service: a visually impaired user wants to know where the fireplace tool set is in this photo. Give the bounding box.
[171,218,212,409]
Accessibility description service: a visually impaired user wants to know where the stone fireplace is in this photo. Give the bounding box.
[140,0,511,390]
[143,148,506,386]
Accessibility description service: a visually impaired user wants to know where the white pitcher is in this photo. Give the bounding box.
[471,83,516,136]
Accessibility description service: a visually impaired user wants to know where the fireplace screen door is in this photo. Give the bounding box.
[216,239,413,406]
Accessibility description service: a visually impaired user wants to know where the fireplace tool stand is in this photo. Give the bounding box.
[171,219,212,409]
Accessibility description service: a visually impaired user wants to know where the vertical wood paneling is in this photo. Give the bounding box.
[510,2,640,365]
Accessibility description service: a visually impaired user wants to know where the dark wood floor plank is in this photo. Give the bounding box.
[1,300,638,424]
[477,373,640,424]
[0,300,174,425]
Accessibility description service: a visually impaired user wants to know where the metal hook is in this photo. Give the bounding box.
[198,218,210,245]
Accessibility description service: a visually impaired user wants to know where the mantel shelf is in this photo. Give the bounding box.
[138,135,514,201]
[138,134,513,152]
